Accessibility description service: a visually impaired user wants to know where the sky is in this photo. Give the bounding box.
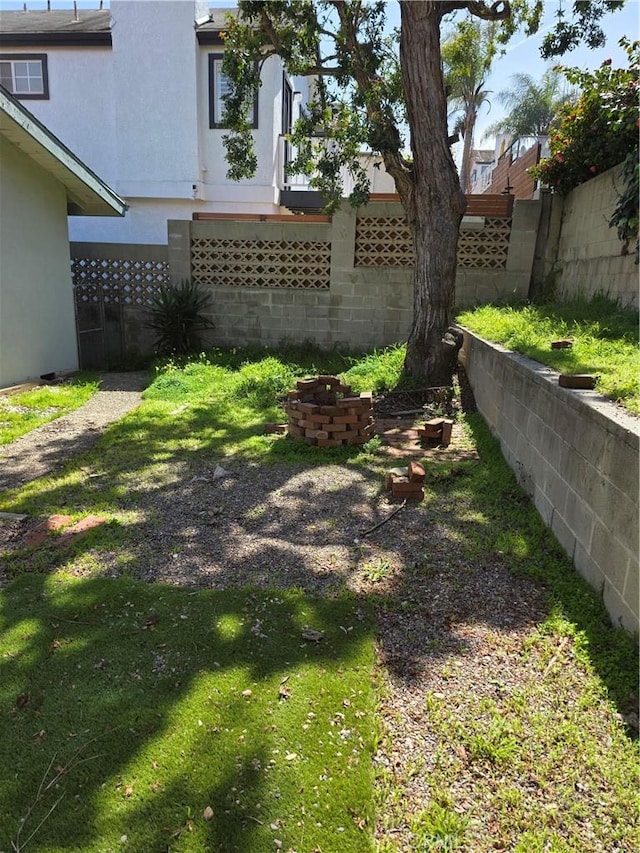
[469,0,640,147]
[1,0,638,151]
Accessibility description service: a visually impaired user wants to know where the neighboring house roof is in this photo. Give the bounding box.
[196,8,237,44]
[0,85,126,217]
[0,9,111,46]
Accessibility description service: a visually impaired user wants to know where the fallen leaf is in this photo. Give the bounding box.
[242,689,253,698]
[285,752,298,761]
[16,693,30,708]
[124,785,133,798]
[203,805,214,821]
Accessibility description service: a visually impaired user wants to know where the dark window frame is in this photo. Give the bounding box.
[208,53,258,130]
[0,52,49,99]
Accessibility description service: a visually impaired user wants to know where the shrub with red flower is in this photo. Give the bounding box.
[530,39,638,195]
[530,39,638,252]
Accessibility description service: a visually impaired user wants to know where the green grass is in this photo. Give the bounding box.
[0,375,100,445]
[0,575,375,853]
[457,295,640,413]
[1,344,638,852]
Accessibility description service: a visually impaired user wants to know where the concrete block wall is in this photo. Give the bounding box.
[460,328,639,634]
[550,166,638,308]
[168,198,539,350]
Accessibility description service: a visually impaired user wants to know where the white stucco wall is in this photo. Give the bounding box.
[111,0,201,198]
[5,1,312,245]
[0,45,116,183]
[0,136,78,387]
[197,48,284,206]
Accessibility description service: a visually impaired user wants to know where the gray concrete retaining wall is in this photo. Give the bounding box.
[460,328,639,633]
[548,166,638,308]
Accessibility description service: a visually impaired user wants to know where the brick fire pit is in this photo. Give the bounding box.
[284,375,374,447]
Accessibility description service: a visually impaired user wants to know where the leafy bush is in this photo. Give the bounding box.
[147,280,215,355]
[530,39,639,253]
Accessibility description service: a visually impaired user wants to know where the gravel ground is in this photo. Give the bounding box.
[0,373,636,851]
[0,372,148,493]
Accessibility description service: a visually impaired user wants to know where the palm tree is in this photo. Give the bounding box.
[484,69,571,140]
[442,18,497,194]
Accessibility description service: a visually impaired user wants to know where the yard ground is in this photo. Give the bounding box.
[0,350,637,853]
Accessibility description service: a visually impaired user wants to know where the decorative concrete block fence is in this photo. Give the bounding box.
[284,376,374,447]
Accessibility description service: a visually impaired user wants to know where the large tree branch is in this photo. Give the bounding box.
[438,1,511,19]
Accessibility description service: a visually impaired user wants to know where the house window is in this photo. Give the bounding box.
[208,53,257,129]
[0,54,48,99]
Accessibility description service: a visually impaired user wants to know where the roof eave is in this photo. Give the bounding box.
[0,32,111,47]
[0,87,125,217]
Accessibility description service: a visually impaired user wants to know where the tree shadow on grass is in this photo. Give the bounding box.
[1,367,637,849]
[0,574,373,852]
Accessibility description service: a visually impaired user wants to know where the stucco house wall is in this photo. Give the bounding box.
[0,134,79,386]
[4,45,116,184]
[0,2,310,245]
[0,85,125,388]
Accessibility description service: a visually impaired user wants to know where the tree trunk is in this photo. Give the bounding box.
[459,104,476,193]
[399,2,467,385]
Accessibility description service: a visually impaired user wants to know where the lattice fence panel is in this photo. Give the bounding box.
[354,215,512,269]
[457,218,512,268]
[355,216,413,267]
[191,238,330,289]
[71,257,170,304]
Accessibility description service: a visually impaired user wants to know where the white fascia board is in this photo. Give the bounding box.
[0,89,126,217]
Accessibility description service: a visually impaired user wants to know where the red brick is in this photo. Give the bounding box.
[265,423,287,434]
[287,390,301,400]
[297,378,320,391]
[347,435,370,445]
[337,384,352,395]
[288,423,303,437]
[319,405,340,416]
[298,402,320,415]
[305,428,329,440]
[551,339,573,349]
[441,420,454,445]
[333,413,359,424]
[408,461,426,482]
[26,522,51,548]
[425,417,445,428]
[359,391,373,402]
[419,425,443,439]
[326,422,347,433]
[340,429,360,440]
[392,480,424,500]
[317,375,341,386]
[317,438,342,448]
[62,516,105,536]
[558,374,597,389]
[47,514,73,531]
[336,396,362,408]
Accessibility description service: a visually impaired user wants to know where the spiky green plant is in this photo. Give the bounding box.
[147,280,215,355]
